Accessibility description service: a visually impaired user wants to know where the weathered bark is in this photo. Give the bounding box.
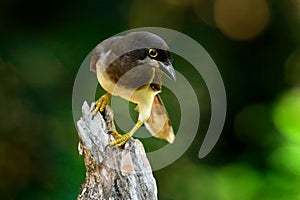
[76,101,157,200]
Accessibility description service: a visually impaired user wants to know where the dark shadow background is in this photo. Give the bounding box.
[1,0,300,199]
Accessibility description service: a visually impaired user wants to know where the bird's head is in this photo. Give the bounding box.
[144,47,176,81]
[109,32,176,81]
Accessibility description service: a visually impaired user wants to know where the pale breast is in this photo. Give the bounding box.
[97,62,158,103]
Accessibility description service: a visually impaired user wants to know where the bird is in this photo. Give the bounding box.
[90,31,176,147]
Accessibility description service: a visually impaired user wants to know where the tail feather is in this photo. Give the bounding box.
[144,94,175,143]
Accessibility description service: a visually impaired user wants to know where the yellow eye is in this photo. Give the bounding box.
[148,48,158,58]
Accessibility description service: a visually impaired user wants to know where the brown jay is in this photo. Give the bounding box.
[90,31,176,147]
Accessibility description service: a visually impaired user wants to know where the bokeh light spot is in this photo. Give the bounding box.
[285,48,300,86]
[214,0,270,40]
[214,163,263,200]
[269,144,300,176]
[194,0,215,27]
[272,89,300,143]
[10,44,63,88]
[128,0,185,30]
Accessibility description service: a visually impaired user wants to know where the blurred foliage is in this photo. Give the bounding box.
[1,0,300,199]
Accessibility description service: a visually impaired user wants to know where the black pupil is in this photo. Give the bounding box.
[150,49,156,56]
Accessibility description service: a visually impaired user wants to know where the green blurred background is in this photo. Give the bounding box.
[1,0,300,199]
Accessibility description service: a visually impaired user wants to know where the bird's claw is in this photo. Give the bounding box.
[93,93,111,115]
[109,131,122,139]
[110,133,132,147]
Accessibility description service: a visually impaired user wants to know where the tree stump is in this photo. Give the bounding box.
[76,101,157,200]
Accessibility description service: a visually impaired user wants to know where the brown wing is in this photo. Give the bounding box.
[144,94,175,143]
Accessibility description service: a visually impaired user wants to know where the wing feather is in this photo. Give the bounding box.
[144,94,175,143]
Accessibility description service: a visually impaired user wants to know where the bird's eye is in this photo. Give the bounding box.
[148,48,158,58]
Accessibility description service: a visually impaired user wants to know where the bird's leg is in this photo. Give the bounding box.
[110,120,143,147]
[93,93,111,115]
[109,131,122,139]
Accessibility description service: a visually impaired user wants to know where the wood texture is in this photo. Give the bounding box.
[76,101,157,200]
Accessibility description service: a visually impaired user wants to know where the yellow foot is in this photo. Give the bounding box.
[110,133,132,147]
[109,131,122,139]
[109,120,143,147]
[93,93,111,115]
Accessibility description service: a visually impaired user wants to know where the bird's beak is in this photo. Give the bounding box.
[158,60,176,81]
